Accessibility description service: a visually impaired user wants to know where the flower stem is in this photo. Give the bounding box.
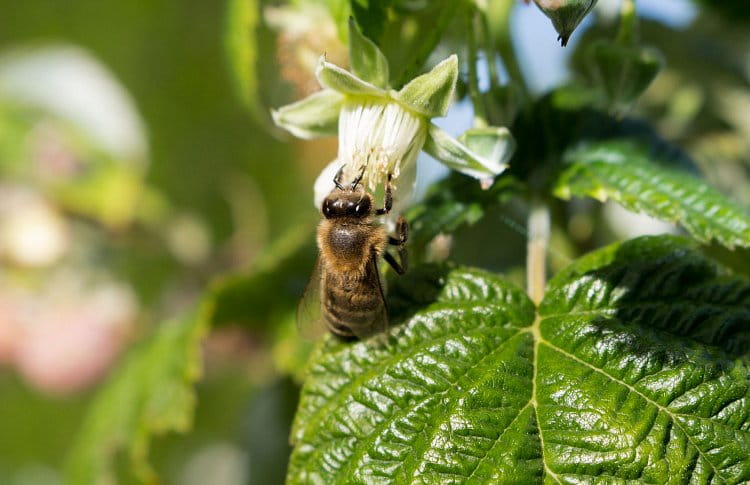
[527,197,550,305]
[467,8,488,128]
[479,13,500,88]
[492,0,528,99]
[616,0,638,45]
[395,2,460,87]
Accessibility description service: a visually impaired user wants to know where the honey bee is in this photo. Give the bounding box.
[297,166,408,339]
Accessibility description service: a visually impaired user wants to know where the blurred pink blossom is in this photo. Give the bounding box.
[0,281,135,395]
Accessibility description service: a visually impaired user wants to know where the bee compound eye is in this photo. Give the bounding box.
[355,197,370,216]
[322,199,333,217]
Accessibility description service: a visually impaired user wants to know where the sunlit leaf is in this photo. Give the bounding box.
[287,236,750,483]
[555,140,750,248]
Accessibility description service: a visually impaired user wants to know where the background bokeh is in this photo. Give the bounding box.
[0,0,748,484]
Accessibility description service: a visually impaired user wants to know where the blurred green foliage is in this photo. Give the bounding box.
[0,0,749,483]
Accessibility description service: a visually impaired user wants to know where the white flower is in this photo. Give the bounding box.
[314,99,426,211]
[273,19,515,216]
[339,99,425,191]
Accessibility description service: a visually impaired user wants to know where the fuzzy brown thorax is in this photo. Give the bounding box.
[317,218,386,278]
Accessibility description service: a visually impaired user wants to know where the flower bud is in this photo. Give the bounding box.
[533,0,598,46]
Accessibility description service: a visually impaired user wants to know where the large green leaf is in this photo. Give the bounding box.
[555,140,750,248]
[64,309,209,484]
[288,236,750,483]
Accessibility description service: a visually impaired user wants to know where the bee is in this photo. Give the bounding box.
[297,166,408,339]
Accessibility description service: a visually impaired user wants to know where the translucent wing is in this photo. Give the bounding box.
[296,256,328,340]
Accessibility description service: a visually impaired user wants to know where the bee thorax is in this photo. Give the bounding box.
[317,220,385,275]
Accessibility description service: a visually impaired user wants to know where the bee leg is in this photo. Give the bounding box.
[375,173,393,215]
[385,216,409,273]
[383,251,406,275]
[387,216,409,245]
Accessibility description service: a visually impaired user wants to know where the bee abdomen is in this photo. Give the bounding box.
[322,284,384,337]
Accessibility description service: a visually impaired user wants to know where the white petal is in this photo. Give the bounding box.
[336,98,426,204]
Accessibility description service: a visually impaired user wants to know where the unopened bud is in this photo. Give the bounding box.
[533,0,598,46]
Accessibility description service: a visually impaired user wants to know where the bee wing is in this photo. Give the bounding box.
[296,256,328,340]
[348,256,389,340]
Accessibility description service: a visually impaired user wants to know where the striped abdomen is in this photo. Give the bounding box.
[322,259,386,338]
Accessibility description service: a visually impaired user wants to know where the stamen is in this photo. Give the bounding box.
[337,98,425,194]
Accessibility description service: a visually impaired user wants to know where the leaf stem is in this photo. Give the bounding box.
[466,8,488,128]
[527,197,550,305]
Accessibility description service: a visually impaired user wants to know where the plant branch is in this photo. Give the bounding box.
[479,13,499,88]
[492,0,528,99]
[466,8,488,128]
[527,197,550,305]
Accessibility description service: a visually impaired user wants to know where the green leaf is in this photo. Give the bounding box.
[555,140,750,248]
[287,236,750,483]
[64,310,209,484]
[424,123,509,180]
[315,56,385,96]
[349,0,392,45]
[271,89,344,139]
[348,17,390,89]
[393,55,457,118]
[224,0,260,118]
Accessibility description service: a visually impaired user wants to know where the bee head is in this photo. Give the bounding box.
[322,191,372,219]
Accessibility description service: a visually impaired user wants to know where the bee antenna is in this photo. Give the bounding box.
[351,165,366,190]
[333,165,345,190]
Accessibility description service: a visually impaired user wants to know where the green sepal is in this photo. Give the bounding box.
[348,17,389,89]
[271,89,344,139]
[587,39,664,115]
[315,56,385,96]
[393,55,458,118]
[534,0,598,46]
[458,127,515,174]
[424,124,510,181]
